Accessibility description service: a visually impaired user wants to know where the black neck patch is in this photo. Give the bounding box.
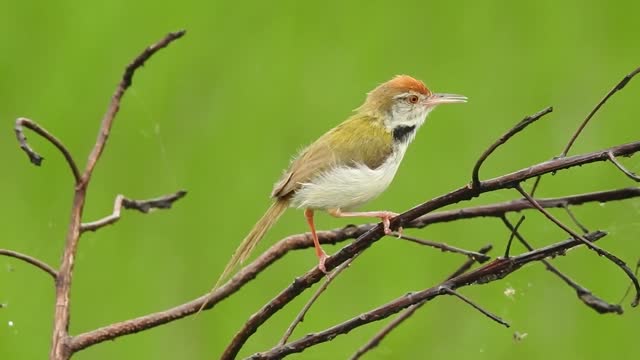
[392,125,416,142]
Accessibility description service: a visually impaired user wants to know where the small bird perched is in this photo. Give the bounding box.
[215,75,465,286]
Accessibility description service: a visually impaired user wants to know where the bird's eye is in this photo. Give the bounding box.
[407,95,419,104]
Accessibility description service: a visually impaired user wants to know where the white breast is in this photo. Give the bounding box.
[290,143,408,210]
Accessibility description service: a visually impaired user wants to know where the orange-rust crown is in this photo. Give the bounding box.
[385,75,430,95]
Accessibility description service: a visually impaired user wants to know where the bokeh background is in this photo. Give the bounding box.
[1,1,639,359]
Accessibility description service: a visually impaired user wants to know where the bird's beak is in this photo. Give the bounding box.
[426,93,468,105]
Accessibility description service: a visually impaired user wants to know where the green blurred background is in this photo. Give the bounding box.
[1,1,639,359]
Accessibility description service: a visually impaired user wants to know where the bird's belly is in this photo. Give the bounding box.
[290,159,401,210]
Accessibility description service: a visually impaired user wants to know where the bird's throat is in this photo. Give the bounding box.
[392,125,416,143]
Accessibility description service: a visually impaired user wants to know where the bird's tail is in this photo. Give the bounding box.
[199,199,289,312]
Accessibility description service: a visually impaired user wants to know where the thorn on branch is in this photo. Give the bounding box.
[81,190,187,232]
[471,106,553,188]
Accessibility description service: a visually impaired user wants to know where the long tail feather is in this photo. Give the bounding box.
[198,199,288,313]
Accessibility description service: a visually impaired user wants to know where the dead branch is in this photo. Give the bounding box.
[81,191,187,232]
[608,151,640,181]
[14,117,81,183]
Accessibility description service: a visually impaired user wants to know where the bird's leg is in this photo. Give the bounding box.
[327,208,401,236]
[304,208,329,273]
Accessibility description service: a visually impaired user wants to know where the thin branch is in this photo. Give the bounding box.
[50,31,186,360]
[471,107,553,187]
[504,216,525,258]
[561,66,640,157]
[608,151,640,181]
[81,191,187,232]
[501,217,621,314]
[279,252,362,345]
[0,249,58,279]
[515,184,640,307]
[441,286,509,327]
[14,117,81,183]
[396,234,491,262]
[409,187,640,228]
[351,245,493,360]
[250,232,607,359]
[562,204,590,234]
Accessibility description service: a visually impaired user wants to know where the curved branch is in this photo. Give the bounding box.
[0,249,57,279]
[608,151,640,181]
[561,66,640,157]
[14,117,81,183]
[471,107,553,187]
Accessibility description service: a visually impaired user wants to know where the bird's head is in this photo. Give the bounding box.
[358,75,466,129]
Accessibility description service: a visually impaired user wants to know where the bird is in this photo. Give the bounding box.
[213,75,465,288]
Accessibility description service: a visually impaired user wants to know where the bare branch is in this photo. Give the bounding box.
[81,191,187,232]
[280,252,362,345]
[396,234,491,262]
[409,187,640,227]
[14,117,81,183]
[561,66,640,157]
[440,286,509,327]
[501,217,621,314]
[503,215,525,258]
[471,107,553,187]
[608,151,640,181]
[562,204,590,234]
[250,232,607,359]
[50,31,186,360]
[0,249,57,279]
[351,244,493,360]
[515,184,640,307]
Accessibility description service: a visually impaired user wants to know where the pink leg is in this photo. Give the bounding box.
[327,209,401,236]
[305,208,329,273]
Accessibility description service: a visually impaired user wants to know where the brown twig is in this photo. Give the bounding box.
[441,286,509,327]
[396,234,491,262]
[250,232,607,359]
[81,191,187,232]
[562,204,590,234]
[503,215,525,258]
[14,117,81,183]
[0,249,58,279]
[515,184,640,307]
[46,30,186,360]
[561,66,640,157]
[501,217,621,314]
[608,151,640,181]
[471,106,553,188]
[279,252,362,345]
[350,244,492,359]
[222,142,640,360]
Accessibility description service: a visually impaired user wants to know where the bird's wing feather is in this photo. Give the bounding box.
[272,114,393,199]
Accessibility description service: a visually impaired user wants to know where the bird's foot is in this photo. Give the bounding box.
[317,252,330,274]
[381,211,400,235]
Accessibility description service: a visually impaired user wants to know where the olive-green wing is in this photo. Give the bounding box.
[271,114,393,199]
